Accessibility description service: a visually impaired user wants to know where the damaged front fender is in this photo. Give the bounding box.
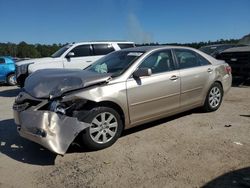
[14,110,90,155]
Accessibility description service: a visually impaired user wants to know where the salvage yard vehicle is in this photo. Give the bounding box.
[13,46,232,155]
[217,45,250,81]
[15,41,135,87]
[0,56,16,86]
[199,44,237,58]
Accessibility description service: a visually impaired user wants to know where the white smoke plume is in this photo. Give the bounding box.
[127,13,154,44]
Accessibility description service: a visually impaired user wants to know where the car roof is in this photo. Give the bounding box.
[221,45,250,53]
[120,45,197,52]
[200,44,235,49]
[69,41,135,45]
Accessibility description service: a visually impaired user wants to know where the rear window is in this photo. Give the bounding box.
[118,43,135,49]
[93,44,115,55]
[0,58,5,64]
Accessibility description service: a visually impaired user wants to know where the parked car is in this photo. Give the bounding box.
[13,46,232,154]
[199,44,237,58]
[15,41,135,87]
[0,56,16,86]
[217,45,250,80]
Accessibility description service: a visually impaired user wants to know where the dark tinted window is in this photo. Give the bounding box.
[0,58,5,64]
[118,43,135,49]
[174,49,200,69]
[70,45,91,57]
[93,44,115,55]
[139,50,175,74]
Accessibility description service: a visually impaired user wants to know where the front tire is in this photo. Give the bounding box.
[203,82,223,112]
[7,74,16,86]
[78,107,123,150]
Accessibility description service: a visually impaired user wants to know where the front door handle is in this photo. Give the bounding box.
[86,60,92,63]
[170,75,179,81]
[207,68,213,73]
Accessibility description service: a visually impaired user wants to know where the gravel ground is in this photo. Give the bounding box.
[0,85,249,188]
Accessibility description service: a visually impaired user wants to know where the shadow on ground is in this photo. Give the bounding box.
[232,78,250,87]
[122,108,201,137]
[0,119,57,165]
[202,167,250,188]
[240,115,250,118]
[0,108,203,165]
[0,87,21,97]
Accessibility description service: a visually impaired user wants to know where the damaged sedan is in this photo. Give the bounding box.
[13,46,232,155]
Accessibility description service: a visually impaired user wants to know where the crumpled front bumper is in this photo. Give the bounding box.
[13,109,90,155]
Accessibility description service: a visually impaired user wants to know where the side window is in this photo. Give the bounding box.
[70,45,91,57]
[93,44,115,56]
[174,49,200,69]
[197,53,211,66]
[118,43,135,49]
[0,58,5,64]
[139,50,175,74]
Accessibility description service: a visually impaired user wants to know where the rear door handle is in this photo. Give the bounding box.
[170,75,179,81]
[207,68,213,73]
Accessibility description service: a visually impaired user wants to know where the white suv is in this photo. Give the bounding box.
[16,41,135,87]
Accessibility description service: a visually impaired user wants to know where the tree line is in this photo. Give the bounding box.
[0,38,242,58]
[0,41,63,58]
[138,38,240,49]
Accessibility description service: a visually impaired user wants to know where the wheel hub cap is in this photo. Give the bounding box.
[89,112,118,144]
[209,87,221,108]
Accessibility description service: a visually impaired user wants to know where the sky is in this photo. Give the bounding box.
[0,0,250,44]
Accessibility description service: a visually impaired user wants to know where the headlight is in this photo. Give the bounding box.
[50,101,66,115]
[16,63,34,76]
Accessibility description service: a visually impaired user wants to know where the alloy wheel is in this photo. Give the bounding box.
[209,87,221,108]
[90,112,118,144]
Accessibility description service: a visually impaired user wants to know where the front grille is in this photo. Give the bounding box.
[13,102,29,112]
[14,92,44,111]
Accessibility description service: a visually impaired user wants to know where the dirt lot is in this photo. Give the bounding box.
[0,85,249,188]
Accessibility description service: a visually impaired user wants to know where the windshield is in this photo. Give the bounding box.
[51,44,72,58]
[86,51,144,77]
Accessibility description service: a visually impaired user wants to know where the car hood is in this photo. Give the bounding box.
[24,69,112,99]
[16,57,56,66]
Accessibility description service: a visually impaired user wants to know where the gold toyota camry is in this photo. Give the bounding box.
[13,46,232,154]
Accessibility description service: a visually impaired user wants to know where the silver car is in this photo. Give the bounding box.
[13,46,232,154]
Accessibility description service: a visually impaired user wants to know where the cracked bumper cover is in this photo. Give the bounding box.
[13,110,90,155]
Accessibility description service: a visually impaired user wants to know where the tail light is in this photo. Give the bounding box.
[225,65,231,74]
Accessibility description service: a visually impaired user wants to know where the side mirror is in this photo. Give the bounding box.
[66,52,75,58]
[133,68,152,78]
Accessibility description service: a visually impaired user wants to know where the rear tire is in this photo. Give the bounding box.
[77,106,123,150]
[203,82,223,112]
[7,74,16,86]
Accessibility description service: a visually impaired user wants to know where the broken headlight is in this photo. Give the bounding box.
[49,99,88,116]
[50,101,67,115]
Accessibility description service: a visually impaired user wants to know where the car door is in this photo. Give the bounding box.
[173,49,213,108]
[0,58,6,81]
[63,44,94,69]
[126,50,180,125]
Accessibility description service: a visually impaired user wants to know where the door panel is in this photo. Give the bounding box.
[180,65,213,107]
[126,70,180,125]
[0,58,6,80]
[174,49,213,108]
[64,56,101,69]
[63,44,100,69]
